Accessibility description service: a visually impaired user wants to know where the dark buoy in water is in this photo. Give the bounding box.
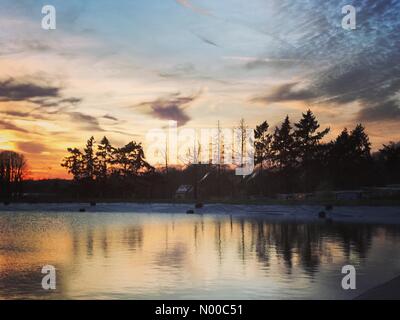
[90,202,96,206]
[3,201,10,206]
[318,211,327,219]
[325,204,333,211]
[195,203,203,209]
[79,208,86,212]
[186,209,195,214]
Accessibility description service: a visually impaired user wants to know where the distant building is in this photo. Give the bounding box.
[364,185,400,199]
[277,193,294,200]
[334,190,363,201]
[175,185,193,200]
[277,193,314,200]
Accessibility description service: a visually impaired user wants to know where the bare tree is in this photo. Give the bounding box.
[236,118,248,168]
[0,151,28,198]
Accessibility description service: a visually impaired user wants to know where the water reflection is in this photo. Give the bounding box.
[1,212,400,299]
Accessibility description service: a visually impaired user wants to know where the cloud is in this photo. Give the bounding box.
[251,49,400,121]
[68,112,104,131]
[193,33,219,47]
[0,78,59,102]
[0,110,49,120]
[30,96,82,108]
[103,114,118,121]
[158,63,230,84]
[59,97,82,105]
[0,119,29,133]
[0,38,53,56]
[159,63,196,78]
[252,82,316,104]
[358,100,400,122]
[136,92,199,126]
[245,58,317,70]
[175,0,211,16]
[24,40,52,53]
[15,141,48,154]
[248,0,400,122]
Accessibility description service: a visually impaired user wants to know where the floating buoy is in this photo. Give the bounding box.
[325,204,333,211]
[3,201,10,206]
[90,202,96,206]
[79,208,86,212]
[186,209,195,214]
[195,203,203,209]
[318,211,327,218]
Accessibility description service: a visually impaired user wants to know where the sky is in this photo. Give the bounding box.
[0,0,399,179]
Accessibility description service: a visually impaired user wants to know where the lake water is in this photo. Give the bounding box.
[1,209,400,299]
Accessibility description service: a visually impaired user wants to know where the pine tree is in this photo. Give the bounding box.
[379,141,400,184]
[254,120,272,169]
[271,116,296,170]
[294,110,330,191]
[96,136,114,180]
[294,110,330,160]
[114,141,154,177]
[329,125,372,188]
[271,116,296,192]
[350,124,371,160]
[61,148,84,181]
[83,136,97,180]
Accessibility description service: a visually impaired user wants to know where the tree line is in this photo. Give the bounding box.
[252,109,400,195]
[58,109,400,200]
[3,108,399,201]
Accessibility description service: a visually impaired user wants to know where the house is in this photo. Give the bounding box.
[175,185,193,200]
[277,193,294,200]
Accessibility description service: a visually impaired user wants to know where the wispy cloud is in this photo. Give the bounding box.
[251,82,316,104]
[15,141,48,154]
[0,109,51,121]
[103,114,119,121]
[67,112,105,131]
[159,63,196,78]
[0,119,29,133]
[193,33,219,47]
[175,0,211,16]
[255,0,400,122]
[358,100,400,122]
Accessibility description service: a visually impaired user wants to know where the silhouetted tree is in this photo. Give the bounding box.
[56,112,400,200]
[271,116,297,192]
[83,136,97,181]
[254,120,272,169]
[113,141,154,177]
[378,141,400,184]
[61,137,154,198]
[96,136,114,181]
[236,118,248,168]
[0,151,27,198]
[328,124,372,188]
[294,110,330,191]
[271,116,296,170]
[351,124,371,159]
[61,148,84,181]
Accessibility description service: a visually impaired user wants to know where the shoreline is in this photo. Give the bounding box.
[1,202,400,224]
[2,198,400,207]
